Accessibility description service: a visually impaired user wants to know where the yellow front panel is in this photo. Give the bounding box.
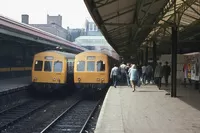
[32,51,67,84]
[74,72,109,83]
[74,51,109,83]
[32,71,66,83]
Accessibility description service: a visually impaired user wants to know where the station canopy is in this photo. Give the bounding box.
[84,0,200,59]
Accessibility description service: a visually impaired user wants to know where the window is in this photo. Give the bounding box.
[44,61,52,72]
[93,24,95,31]
[97,60,105,71]
[87,61,95,72]
[34,60,43,71]
[89,23,93,31]
[54,61,62,72]
[77,61,85,71]
[94,25,97,31]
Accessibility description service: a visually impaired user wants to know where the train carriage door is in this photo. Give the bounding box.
[67,59,74,83]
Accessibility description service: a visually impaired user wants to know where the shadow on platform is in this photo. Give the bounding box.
[161,84,200,111]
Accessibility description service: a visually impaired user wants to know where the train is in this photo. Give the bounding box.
[31,50,75,92]
[74,51,118,91]
[31,50,118,93]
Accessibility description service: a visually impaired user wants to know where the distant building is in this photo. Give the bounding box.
[47,14,62,27]
[68,28,86,42]
[85,19,102,36]
[75,36,119,60]
[21,14,87,42]
[21,14,71,40]
[31,23,70,40]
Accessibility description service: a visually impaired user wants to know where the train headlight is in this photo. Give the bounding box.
[33,77,37,81]
[97,78,100,81]
[78,78,81,83]
[101,78,104,81]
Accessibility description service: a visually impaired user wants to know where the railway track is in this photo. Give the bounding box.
[40,100,100,133]
[0,99,53,132]
[1,91,83,133]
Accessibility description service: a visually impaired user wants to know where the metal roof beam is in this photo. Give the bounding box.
[180,0,200,16]
[110,33,129,39]
[95,0,106,4]
[104,23,134,26]
[133,0,162,42]
[193,1,200,6]
[113,40,129,45]
[104,23,180,28]
[115,40,129,46]
[107,25,126,33]
[103,6,135,22]
[180,12,199,20]
[145,0,197,43]
[112,33,128,40]
[95,0,118,9]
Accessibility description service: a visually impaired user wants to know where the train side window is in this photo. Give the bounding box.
[44,61,52,72]
[54,61,62,72]
[77,61,85,71]
[34,60,43,71]
[97,60,105,71]
[87,61,95,72]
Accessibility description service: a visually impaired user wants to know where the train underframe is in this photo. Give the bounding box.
[31,82,75,93]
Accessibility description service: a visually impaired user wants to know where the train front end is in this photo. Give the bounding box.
[74,51,110,91]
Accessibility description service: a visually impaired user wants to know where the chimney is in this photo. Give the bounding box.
[21,14,29,24]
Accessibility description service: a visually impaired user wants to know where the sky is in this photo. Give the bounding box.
[0,0,92,29]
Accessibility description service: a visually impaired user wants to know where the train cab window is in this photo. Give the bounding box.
[77,61,85,71]
[34,60,43,71]
[54,61,63,72]
[44,61,52,72]
[87,61,95,72]
[97,60,105,71]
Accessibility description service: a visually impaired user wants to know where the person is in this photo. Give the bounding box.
[141,64,147,84]
[163,61,171,87]
[146,63,153,84]
[137,64,142,80]
[154,62,163,89]
[120,62,126,84]
[125,63,131,87]
[110,64,119,88]
[129,64,139,92]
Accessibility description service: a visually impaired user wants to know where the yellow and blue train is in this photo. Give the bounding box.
[31,50,75,92]
[31,50,119,93]
[74,51,118,91]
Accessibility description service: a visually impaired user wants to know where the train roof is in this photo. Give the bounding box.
[79,50,107,55]
[77,50,119,60]
[37,50,76,58]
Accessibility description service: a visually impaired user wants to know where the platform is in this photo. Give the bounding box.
[95,85,200,133]
[0,76,31,94]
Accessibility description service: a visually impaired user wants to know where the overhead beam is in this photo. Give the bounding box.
[103,6,135,22]
[180,0,200,16]
[96,0,118,9]
[107,25,127,34]
[95,0,106,4]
